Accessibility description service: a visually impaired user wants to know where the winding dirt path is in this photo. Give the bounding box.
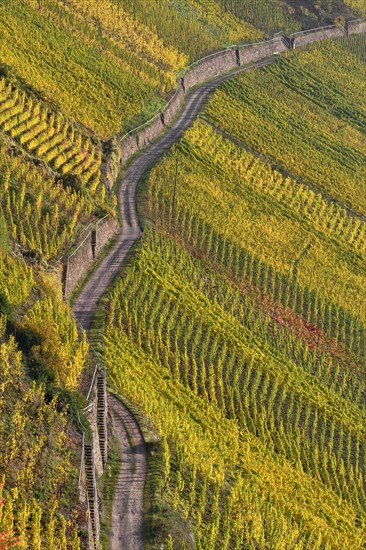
[108,395,147,550]
[71,58,274,549]
[72,59,273,330]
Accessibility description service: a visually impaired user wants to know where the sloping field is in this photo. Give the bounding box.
[0,2,365,547]
[204,36,366,216]
[0,0,262,137]
[0,250,87,546]
[104,228,366,548]
[102,31,366,548]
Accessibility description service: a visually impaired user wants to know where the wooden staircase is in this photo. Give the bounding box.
[84,441,99,549]
[80,368,108,549]
[97,371,108,467]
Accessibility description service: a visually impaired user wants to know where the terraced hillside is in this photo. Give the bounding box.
[0,248,88,547]
[102,31,366,548]
[204,35,366,217]
[2,0,358,138]
[0,0,262,137]
[0,0,365,547]
[0,77,102,186]
[0,2,279,546]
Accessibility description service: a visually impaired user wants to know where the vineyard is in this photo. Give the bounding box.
[345,0,366,16]
[0,333,83,549]
[0,242,87,547]
[0,0,361,139]
[218,0,300,33]
[103,229,366,548]
[204,35,366,217]
[342,31,366,62]
[0,61,97,538]
[0,137,108,261]
[0,77,102,189]
[0,0,261,137]
[53,0,260,62]
[100,30,366,548]
[0,0,365,548]
[0,0,169,137]
[147,120,366,339]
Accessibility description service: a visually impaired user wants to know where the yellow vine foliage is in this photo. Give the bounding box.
[20,297,88,390]
[148,119,366,325]
[0,250,33,306]
[0,134,105,260]
[0,334,82,547]
[185,0,260,43]
[58,0,187,80]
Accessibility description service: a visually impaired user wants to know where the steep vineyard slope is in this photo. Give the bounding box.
[0,1,364,547]
[101,31,366,548]
[0,4,283,547]
[0,248,87,547]
[0,0,262,137]
[72,60,272,329]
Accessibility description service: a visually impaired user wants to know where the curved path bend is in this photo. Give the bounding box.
[72,59,273,329]
[71,58,274,550]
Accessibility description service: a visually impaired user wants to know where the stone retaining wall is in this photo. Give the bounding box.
[64,234,94,299]
[138,115,164,148]
[121,133,139,164]
[291,25,346,48]
[239,37,287,65]
[183,49,237,89]
[118,39,290,167]
[95,217,119,257]
[64,216,119,298]
[115,19,365,172]
[164,86,185,126]
[347,19,366,35]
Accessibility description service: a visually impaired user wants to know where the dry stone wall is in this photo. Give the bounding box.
[138,115,165,148]
[239,37,287,64]
[291,25,346,48]
[116,20,365,170]
[121,133,139,164]
[69,19,366,302]
[164,86,185,126]
[183,49,238,89]
[64,234,94,299]
[94,217,119,257]
[348,19,366,35]
[63,216,119,298]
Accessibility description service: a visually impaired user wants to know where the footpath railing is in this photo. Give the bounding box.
[76,350,106,549]
[65,17,366,302]
[115,18,365,169]
[63,213,119,299]
[117,38,268,144]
